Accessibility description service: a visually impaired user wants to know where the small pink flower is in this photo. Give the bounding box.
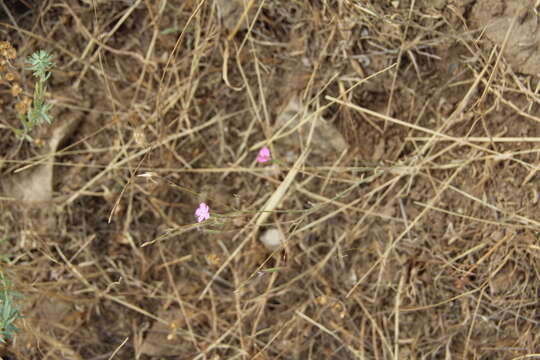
[195,202,210,223]
[257,146,271,163]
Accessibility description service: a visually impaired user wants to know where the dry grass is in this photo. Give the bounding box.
[1,0,540,359]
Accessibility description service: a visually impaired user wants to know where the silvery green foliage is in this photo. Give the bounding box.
[27,50,54,81]
[18,50,54,140]
[0,273,22,343]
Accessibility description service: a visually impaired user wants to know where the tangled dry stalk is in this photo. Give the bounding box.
[2,0,540,359]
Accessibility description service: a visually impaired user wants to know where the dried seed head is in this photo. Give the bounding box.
[5,48,16,60]
[11,83,22,97]
[15,101,28,115]
[0,42,16,60]
[133,127,147,146]
[15,97,32,115]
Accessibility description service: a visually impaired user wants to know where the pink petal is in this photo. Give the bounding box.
[257,146,271,163]
[195,202,210,223]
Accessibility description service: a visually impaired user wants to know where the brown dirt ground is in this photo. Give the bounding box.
[2,0,540,359]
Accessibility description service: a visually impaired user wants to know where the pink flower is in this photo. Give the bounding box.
[256,146,271,163]
[195,202,210,223]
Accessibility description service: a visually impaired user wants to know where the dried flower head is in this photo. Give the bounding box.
[10,84,21,97]
[5,48,16,60]
[0,42,16,60]
[15,97,31,115]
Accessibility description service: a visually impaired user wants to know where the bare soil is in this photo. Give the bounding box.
[2,0,540,359]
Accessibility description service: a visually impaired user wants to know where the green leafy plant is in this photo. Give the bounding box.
[0,272,22,343]
[16,50,54,141]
